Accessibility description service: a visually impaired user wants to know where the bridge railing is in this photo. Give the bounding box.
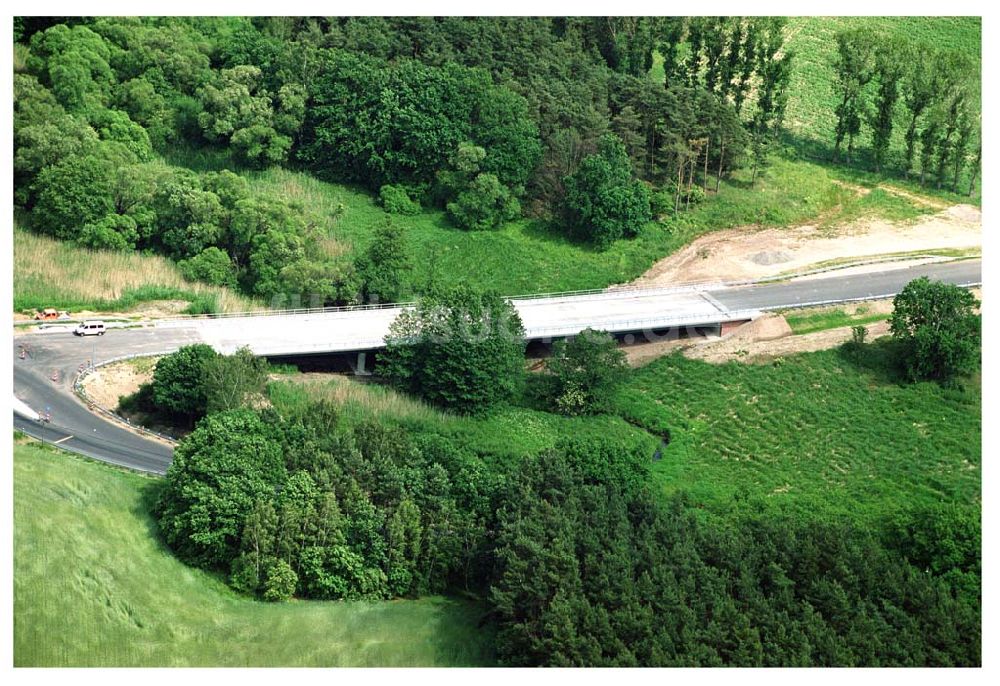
[110,255,980,328]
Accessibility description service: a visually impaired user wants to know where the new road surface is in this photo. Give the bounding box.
[12,259,981,475]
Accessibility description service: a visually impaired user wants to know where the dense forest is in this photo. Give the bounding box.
[14,17,798,306]
[153,392,980,666]
[14,17,980,306]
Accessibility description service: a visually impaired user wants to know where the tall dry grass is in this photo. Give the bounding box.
[269,374,450,426]
[14,226,258,313]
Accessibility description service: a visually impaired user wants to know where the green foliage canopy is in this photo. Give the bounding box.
[150,343,220,422]
[889,277,980,381]
[562,134,651,249]
[546,328,628,415]
[155,409,287,567]
[379,287,526,413]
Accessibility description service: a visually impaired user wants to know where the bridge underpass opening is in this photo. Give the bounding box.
[265,349,377,376]
[267,323,730,377]
[524,323,724,360]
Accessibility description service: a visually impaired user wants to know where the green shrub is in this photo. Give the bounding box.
[446,173,520,231]
[851,324,868,348]
[355,219,411,303]
[379,184,421,215]
[229,553,262,596]
[117,381,156,414]
[178,247,237,288]
[650,189,675,217]
[182,294,220,315]
[546,328,628,416]
[262,558,298,602]
[77,214,139,251]
[150,344,219,422]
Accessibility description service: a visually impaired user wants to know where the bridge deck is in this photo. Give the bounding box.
[183,287,755,356]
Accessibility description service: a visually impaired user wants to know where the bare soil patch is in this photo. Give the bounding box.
[620,336,699,367]
[629,204,981,287]
[686,320,891,365]
[683,288,980,365]
[81,359,155,410]
[877,184,951,210]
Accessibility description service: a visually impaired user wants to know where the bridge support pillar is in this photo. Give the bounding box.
[355,351,370,376]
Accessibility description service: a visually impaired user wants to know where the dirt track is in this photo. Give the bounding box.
[630,204,981,287]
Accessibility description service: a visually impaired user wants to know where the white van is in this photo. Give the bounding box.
[74,321,106,336]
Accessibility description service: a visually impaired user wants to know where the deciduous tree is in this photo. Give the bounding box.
[546,328,628,415]
[562,133,651,249]
[889,277,981,381]
[379,286,526,413]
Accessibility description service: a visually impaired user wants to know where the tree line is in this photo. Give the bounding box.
[831,27,980,192]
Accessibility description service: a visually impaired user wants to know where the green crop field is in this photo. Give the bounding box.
[783,17,981,156]
[613,344,981,522]
[13,441,495,667]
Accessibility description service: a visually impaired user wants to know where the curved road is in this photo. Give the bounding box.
[12,259,981,475]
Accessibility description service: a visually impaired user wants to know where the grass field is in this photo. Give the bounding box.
[13,441,495,667]
[784,306,889,335]
[13,226,257,314]
[265,337,980,528]
[239,157,948,297]
[613,344,981,523]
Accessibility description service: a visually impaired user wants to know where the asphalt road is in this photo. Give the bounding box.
[710,259,981,311]
[12,259,981,475]
[12,327,201,474]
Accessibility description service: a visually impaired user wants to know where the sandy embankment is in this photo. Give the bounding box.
[629,204,981,288]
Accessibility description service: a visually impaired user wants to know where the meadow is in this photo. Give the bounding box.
[613,344,981,523]
[268,338,979,527]
[238,157,953,297]
[13,441,495,667]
